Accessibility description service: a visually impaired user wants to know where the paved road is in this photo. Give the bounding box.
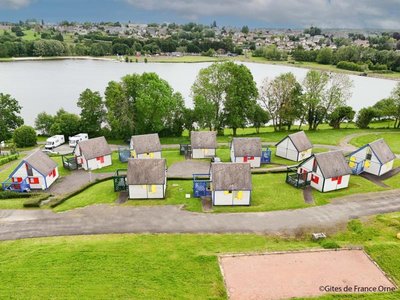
[1,190,399,241]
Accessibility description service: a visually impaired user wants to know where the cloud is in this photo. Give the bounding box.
[124,0,400,28]
[0,0,32,9]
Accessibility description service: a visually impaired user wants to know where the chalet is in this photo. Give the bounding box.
[230,138,262,168]
[130,133,162,159]
[126,158,167,199]
[2,150,58,191]
[74,136,112,171]
[295,151,352,192]
[276,131,313,161]
[348,139,396,176]
[191,131,217,159]
[211,163,252,206]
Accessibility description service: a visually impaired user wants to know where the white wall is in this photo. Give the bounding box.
[379,160,394,176]
[192,148,216,159]
[137,151,162,159]
[128,184,165,199]
[322,174,350,192]
[45,167,59,188]
[213,190,251,206]
[82,154,112,171]
[276,138,303,161]
[234,156,261,168]
[11,162,58,190]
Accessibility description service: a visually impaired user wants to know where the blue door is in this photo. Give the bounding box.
[261,149,271,164]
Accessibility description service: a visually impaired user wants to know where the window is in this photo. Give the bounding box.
[26,163,33,176]
[29,177,39,184]
[312,159,318,172]
[366,148,372,160]
[311,175,319,184]
[96,156,105,163]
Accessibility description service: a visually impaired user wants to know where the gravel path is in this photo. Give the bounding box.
[0,189,400,241]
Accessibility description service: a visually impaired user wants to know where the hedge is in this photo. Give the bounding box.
[23,194,51,208]
[336,61,367,72]
[0,153,19,166]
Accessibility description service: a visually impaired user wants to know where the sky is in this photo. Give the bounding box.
[0,0,399,29]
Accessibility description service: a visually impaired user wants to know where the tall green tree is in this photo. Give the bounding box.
[34,112,54,136]
[249,105,270,134]
[328,106,355,129]
[303,71,352,130]
[49,109,81,138]
[77,89,105,136]
[259,73,302,131]
[0,93,24,142]
[192,62,258,135]
[390,83,400,128]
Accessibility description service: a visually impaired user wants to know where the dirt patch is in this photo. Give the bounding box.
[201,196,212,212]
[220,249,396,300]
[167,160,211,179]
[116,191,128,204]
[303,186,315,204]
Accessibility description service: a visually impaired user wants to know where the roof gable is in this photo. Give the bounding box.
[24,150,58,176]
[191,131,217,149]
[368,139,396,164]
[288,131,313,152]
[78,136,112,160]
[211,163,252,191]
[127,159,166,185]
[314,151,352,178]
[130,133,162,154]
[232,138,262,157]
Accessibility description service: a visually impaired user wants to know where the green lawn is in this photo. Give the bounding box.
[351,132,400,153]
[1,212,400,299]
[54,179,117,212]
[0,198,27,209]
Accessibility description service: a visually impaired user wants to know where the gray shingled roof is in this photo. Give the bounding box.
[78,136,112,160]
[276,131,312,152]
[368,139,396,164]
[211,163,252,191]
[314,151,352,178]
[232,138,262,157]
[131,133,162,154]
[25,150,57,176]
[191,131,217,149]
[127,159,166,185]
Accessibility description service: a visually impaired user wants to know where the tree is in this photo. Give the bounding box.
[192,62,258,135]
[34,112,54,135]
[259,73,302,131]
[0,93,24,142]
[49,109,81,137]
[316,47,333,64]
[302,71,352,130]
[356,107,377,129]
[250,105,270,134]
[77,89,105,136]
[328,106,355,129]
[241,25,249,34]
[13,125,37,148]
[390,83,400,128]
[222,63,258,136]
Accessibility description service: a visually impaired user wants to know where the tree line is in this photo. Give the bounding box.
[1,62,400,148]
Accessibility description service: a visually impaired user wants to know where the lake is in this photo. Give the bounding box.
[0,59,398,125]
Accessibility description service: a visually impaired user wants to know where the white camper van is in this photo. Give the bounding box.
[45,135,65,150]
[69,133,89,147]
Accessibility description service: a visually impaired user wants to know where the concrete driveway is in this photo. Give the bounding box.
[1,190,400,241]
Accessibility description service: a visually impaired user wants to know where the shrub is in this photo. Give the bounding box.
[0,191,32,199]
[23,194,50,207]
[0,153,19,166]
[319,239,341,249]
[13,125,37,148]
[356,107,378,129]
[336,61,367,72]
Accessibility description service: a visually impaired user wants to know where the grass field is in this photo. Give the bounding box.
[0,212,400,299]
[350,132,400,153]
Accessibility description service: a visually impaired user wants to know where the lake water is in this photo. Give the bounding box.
[0,59,398,125]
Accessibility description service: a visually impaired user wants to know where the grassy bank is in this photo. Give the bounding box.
[0,212,400,299]
[350,132,400,153]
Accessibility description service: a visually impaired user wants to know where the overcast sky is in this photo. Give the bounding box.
[0,0,399,29]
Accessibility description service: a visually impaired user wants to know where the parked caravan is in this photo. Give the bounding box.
[69,133,89,147]
[45,135,65,150]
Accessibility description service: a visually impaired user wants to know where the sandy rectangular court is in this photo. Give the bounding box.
[220,249,396,300]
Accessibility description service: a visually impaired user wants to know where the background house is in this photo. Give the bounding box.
[348,139,396,176]
[297,151,352,192]
[230,138,262,168]
[74,136,112,171]
[130,133,162,159]
[211,163,252,206]
[276,131,313,161]
[191,131,217,159]
[126,158,167,199]
[4,150,58,191]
